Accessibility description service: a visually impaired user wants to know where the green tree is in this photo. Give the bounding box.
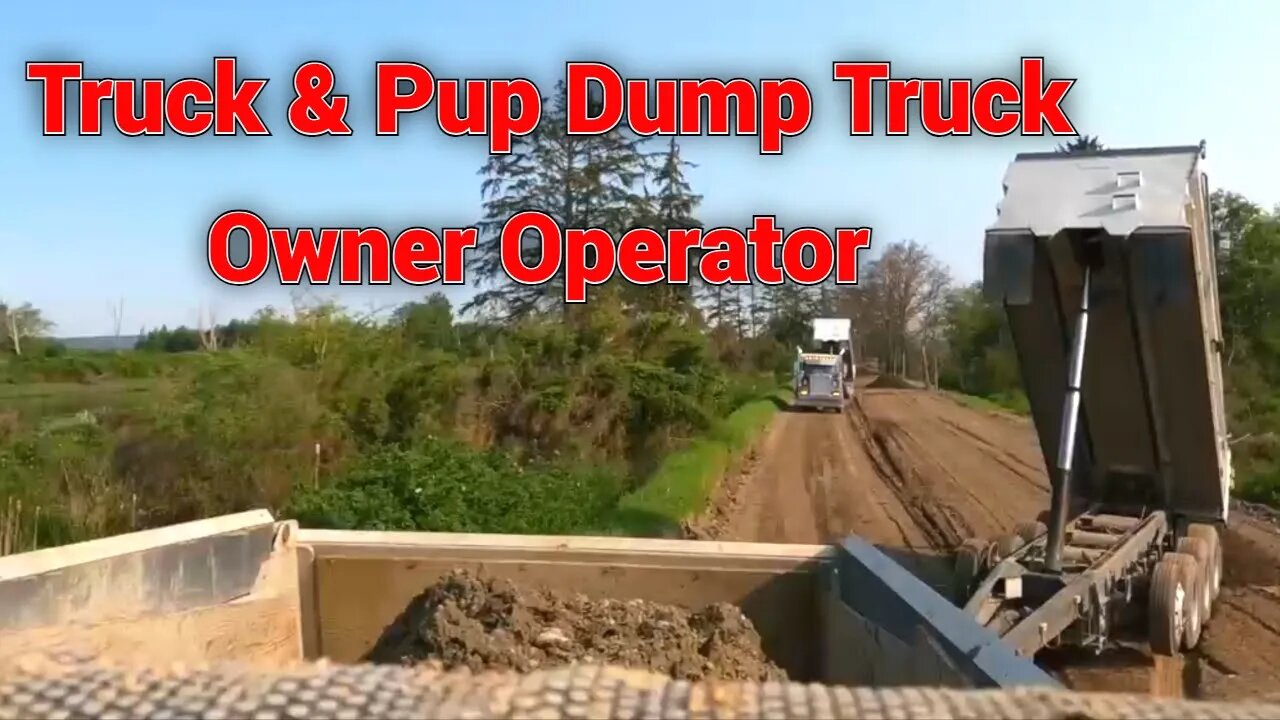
[394,293,457,351]
[1214,201,1280,504]
[468,81,657,319]
[136,325,202,353]
[939,283,1021,398]
[645,137,704,315]
[762,282,821,349]
[1212,189,1265,252]
[0,301,53,356]
[1056,135,1104,154]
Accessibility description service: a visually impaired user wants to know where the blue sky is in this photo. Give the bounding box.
[3,1,1277,337]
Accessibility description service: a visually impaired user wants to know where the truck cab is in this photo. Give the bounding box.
[791,318,856,411]
[793,351,848,411]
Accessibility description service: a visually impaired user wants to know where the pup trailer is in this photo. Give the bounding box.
[954,143,1233,659]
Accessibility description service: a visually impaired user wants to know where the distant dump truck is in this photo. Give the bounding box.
[793,318,855,411]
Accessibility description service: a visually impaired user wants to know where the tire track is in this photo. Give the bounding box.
[938,416,1051,492]
[828,413,923,550]
[847,400,971,551]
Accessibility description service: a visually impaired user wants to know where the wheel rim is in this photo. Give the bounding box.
[1173,580,1187,643]
[1203,567,1213,617]
[1213,550,1223,597]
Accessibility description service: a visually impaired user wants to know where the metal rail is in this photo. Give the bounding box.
[836,536,1058,687]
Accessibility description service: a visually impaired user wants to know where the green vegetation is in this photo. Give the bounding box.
[947,391,1029,417]
[607,389,788,536]
[0,301,795,548]
[0,104,827,551]
[3,128,1278,551]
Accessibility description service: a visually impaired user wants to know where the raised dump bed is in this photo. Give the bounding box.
[0,510,1055,690]
[959,144,1233,658]
[984,143,1231,526]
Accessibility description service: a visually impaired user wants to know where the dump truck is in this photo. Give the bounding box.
[812,317,857,383]
[955,142,1233,658]
[792,318,856,411]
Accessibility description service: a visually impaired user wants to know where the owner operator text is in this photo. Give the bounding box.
[206,210,873,302]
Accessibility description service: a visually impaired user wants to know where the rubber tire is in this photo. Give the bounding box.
[1187,523,1223,602]
[1014,521,1047,543]
[1149,552,1202,654]
[1176,536,1215,622]
[953,538,989,603]
[1170,552,1205,650]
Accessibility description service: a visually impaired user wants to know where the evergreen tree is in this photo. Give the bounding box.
[702,283,745,336]
[1055,135,1104,154]
[468,82,655,320]
[644,137,703,316]
[763,281,821,348]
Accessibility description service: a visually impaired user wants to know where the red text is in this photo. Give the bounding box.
[206,210,478,286]
[833,57,1076,137]
[26,58,269,136]
[565,63,813,154]
[502,212,872,303]
[374,62,541,153]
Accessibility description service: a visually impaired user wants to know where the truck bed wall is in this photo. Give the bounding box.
[0,512,1048,688]
[297,529,835,680]
[0,511,304,666]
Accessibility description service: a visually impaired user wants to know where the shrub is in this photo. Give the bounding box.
[286,436,623,535]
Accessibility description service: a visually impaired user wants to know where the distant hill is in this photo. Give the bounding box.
[57,335,140,351]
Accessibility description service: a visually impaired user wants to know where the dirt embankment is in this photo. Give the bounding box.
[687,378,1280,701]
[364,569,784,682]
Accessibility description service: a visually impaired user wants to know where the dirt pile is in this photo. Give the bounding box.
[364,569,786,682]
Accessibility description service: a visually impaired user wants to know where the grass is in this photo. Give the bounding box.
[948,388,1030,416]
[602,388,789,536]
[0,378,160,422]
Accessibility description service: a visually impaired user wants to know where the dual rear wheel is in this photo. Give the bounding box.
[954,520,1224,657]
[1148,523,1223,655]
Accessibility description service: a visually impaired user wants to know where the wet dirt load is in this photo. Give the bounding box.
[365,569,786,682]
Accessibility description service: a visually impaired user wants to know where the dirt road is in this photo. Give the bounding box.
[688,379,1280,701]
[690,381,1048,554]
